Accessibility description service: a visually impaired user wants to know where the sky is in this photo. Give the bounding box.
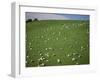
[26,12,89,20]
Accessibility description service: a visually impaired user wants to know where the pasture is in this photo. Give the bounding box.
[26,20,89,67]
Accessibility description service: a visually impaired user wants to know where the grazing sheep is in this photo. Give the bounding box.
[76,62,79,65]
[56,37,58,40]
[26,55,29,58]
[53,54,56,56]
[67,54,70,57]
[45,48,48,50]
[72,58,76,61]
[78,55,81,58]
[30,47,32,50]
[57,59,61,63]
[40,63,45,66]
[46,60,48,62]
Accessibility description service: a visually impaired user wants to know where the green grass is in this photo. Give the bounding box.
[26,20,89,67]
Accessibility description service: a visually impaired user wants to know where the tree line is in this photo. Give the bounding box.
[26,18,38,23]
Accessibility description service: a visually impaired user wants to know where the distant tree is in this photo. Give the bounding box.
[34,18,38,21]
[26,19,32,23]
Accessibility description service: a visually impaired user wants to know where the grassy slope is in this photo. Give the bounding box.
[26,20,89,67]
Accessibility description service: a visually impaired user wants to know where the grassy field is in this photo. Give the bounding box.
[26,20,89,67]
